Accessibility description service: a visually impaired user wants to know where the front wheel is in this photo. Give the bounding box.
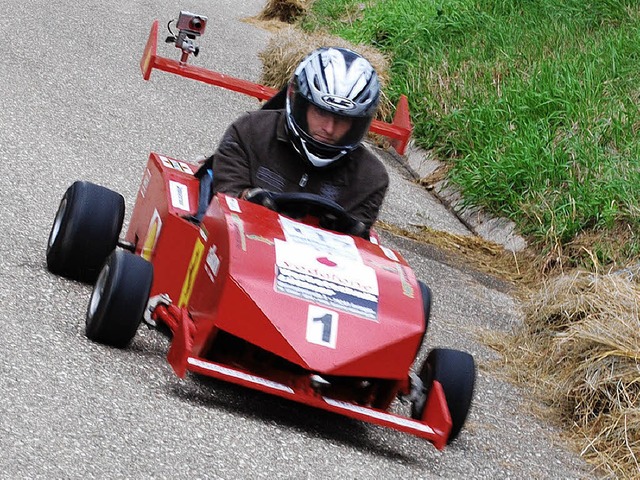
[418,280,432,332]
[86,250,153,348]
[46,181,125,283]
[411,348,475,443]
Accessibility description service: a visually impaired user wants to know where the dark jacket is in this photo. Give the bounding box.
[206,109,389,229]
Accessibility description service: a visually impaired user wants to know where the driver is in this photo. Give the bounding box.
[196,47,389,236]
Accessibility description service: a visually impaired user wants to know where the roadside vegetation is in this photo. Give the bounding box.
[255,0,640,477]
[301,0,640,271]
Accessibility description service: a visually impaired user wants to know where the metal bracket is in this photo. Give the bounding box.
[143,293,172,328]
[399,371,425,405]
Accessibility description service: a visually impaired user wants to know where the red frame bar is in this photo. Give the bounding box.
[155,302,451,450]
[141,21,412,155]
[186,354,450,449]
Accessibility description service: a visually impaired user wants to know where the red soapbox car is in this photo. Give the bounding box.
[44,12,475,450]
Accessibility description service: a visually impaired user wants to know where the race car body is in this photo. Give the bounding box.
[125,153,451,446]
[130,154,423,377]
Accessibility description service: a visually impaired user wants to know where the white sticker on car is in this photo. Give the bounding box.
[323,398,435,434]
[139,168,151,198]
[226,196,241,213]
[187,358,294,394]
[279,216,361,263]
[306,305,338,348]
[274,238,379,320]
[204,244,221,283]
[380,245,399,262]
[159,155,193,174]
[169,181,190,211]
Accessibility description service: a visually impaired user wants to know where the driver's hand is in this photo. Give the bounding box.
[242,188,276,210]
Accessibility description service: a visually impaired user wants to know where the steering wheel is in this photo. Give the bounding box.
[267,192,365,236]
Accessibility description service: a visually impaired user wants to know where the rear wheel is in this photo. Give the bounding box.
[86,250,153,348]
[411,348,475,443]
[46,181,125,283]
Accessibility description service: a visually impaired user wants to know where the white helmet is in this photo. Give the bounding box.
[286,47,380,168]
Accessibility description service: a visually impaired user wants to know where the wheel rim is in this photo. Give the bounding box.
[88,264,110,318]
[48,197,68,250]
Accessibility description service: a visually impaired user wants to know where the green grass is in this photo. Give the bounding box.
[301,0,640,265]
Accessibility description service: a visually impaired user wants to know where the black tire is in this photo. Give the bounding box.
[46,181,125,283]
[418,280,432,332]
[86,250,153,348]
[411,281,432,362]
[411,348,475,443]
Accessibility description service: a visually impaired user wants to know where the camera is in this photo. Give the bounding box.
[165,11,209,63]
[176,11,207,37]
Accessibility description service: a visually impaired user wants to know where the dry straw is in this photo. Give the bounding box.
[501,270,640,477]
[257,0,309,24]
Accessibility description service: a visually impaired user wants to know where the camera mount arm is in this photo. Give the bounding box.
[140,15,413,155]
[141,19,279,101]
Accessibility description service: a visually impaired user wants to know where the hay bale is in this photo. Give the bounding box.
[258,26,393,120]
[521,271,640,476]
[258,0,309,24]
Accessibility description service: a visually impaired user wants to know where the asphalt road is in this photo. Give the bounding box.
[1,1,594,478]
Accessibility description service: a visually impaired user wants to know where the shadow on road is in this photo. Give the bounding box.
[167,373,423,466]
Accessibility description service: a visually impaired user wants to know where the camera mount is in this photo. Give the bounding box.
[165,11,208,64]
[141,15,413,155]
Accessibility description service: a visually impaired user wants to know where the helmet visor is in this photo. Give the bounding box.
[291,93,373,151]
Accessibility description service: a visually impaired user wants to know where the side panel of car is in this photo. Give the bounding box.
[185,195,233,354]
[125,153,201,302]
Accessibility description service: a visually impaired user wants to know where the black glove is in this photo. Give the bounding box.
[347,220,368,238]
[243,188,276,211]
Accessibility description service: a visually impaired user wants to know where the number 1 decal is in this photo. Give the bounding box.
[306,306,338,349]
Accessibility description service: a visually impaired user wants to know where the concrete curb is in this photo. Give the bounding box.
[387,140,528,252]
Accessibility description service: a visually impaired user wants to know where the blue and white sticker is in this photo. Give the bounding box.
[169,181,190,211]
[274,238,379,320]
